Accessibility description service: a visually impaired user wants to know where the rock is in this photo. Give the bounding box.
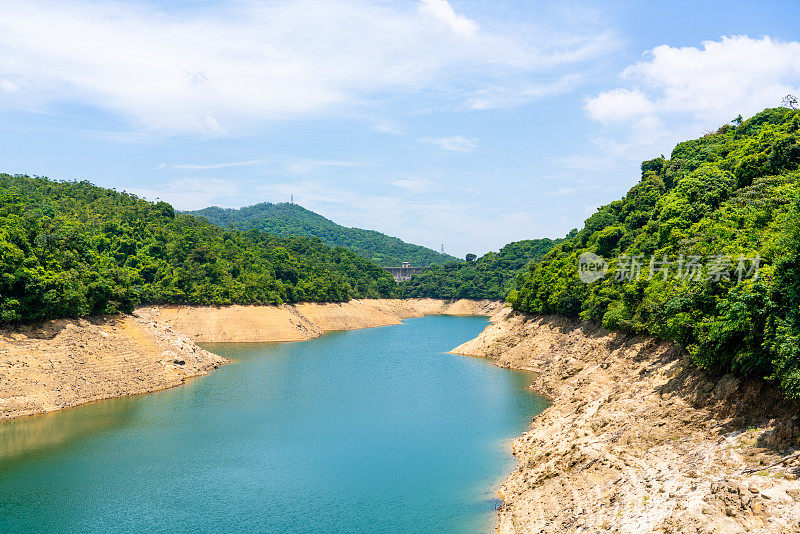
[760,488,791,502]
[712,374,740,401]
[173,358,185,365]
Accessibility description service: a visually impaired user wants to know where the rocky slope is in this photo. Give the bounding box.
[452,309,800,533]
[0,309,225,420]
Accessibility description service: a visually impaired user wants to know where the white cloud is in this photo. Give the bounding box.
[586,35,800,130]
[153,158,375,174]
[159,160,261,171]
[581,35,800,164]
[467,73,585,110]
[584,88,653,123]
[373,120,404,135]
[127,177,242,209]
[0,0,618,135]
[418,0,478,38]
[620,35,800,123]
[421,135,478,152]
[0,79,19,92]
[390,177,436,194]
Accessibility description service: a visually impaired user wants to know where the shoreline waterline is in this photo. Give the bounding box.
[0,314,547,533]
[0,298,503,421]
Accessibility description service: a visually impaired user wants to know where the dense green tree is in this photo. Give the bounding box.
[511,107,800,397]
[400,239,558,300]
[0,175,397,323]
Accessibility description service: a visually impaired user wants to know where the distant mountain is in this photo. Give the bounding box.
[400,238,560,300]
[186,202,459,267]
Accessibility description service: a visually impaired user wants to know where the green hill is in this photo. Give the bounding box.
[511,107,800,398]
[0,174,396,323]
[186,203,458,267]
[400,238,559,300]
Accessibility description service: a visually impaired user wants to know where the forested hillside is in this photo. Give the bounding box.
[401,239,558,300]
[0,175,396,322]
[511,108,800,397]
[187,202,458,267]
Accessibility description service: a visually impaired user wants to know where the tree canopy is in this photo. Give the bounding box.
[400,238,558,300]
[511,108,800,398]
[0,174,397,322]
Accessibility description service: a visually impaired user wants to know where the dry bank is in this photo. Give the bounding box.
[453,308,800,533]
[0,299,500,420]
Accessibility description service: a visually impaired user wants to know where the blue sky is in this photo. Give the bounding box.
[1,0,799,257]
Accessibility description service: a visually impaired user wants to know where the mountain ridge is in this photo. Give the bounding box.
[186,202,459,267]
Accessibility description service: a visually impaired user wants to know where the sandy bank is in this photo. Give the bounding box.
[153,298,500,343]
[0,309,225,421]
[0,299,501,420]
[453,309,800,533]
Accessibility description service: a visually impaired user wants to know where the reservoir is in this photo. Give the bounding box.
[0,315,547,533]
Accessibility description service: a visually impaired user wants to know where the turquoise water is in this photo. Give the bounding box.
[0,315,547,533]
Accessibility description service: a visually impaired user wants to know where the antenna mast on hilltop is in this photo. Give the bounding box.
[290,194,294,204]
[440,243,444,254]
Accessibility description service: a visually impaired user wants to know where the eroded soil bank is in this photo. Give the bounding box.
[452,309,800,533]
[0,299,501,420]
[154,298,501,343]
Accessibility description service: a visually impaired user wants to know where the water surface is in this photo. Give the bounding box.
[0,315,547,533]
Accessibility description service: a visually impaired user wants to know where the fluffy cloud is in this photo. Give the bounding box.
[580,35,800,165]
[421,135,478,152]
[418,0,478,38]
[585,88,653,123]
[586,36,800,127]
[0,0,617,135]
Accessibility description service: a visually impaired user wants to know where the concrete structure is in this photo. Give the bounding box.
[384,264,427,282]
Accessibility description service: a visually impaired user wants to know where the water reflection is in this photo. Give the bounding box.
[0,396,138,470]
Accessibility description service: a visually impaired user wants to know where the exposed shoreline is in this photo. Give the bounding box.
[0,298,501,421]
[8,298,799,531]
[453,308,800,533]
